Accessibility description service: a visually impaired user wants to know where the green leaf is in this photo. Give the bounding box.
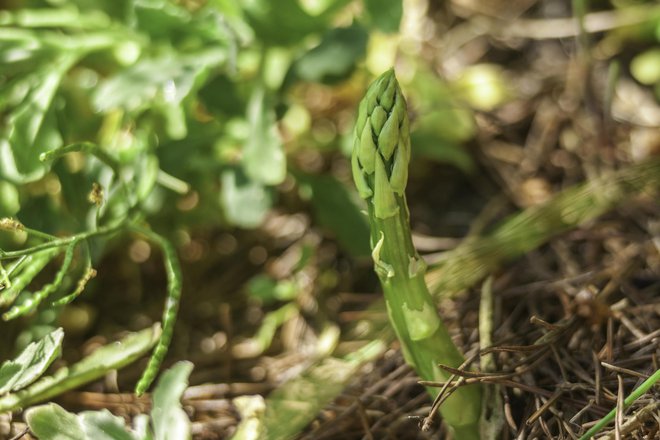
[292,25,368,84]
[80,410,138,440]
[220,167,272,228]
[22,362,194,440]
[411,133,475,174]
[364,0,403,33]
[0,326,160,412]
[295,172,371,257]
[0,327,64,394]
[91,49,226,113]
[259,340,385,440]
[133,0,234,43]
[242,0,350,46]
[198,74,245,117]
[136,154,160,202]
[247,275,298,304]
[243,87,286,186]
[25,403,85,440]
[151,361,193,440]
[26,405,139,440]
[0,54,75,183]
[132,0,192,39]
[0,180,20,216]
[405,69,477,173]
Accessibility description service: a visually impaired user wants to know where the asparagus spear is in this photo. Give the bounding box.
[352,69,481,438]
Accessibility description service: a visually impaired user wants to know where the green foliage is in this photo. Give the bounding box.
[24,361,193,440]
[0,181,20,217]
[242,0,350,46]
[364,0,403,33]
[220,167,273,228]
[1,54,73,182]
[0,0,414,435]
[290,25,369,84]
[27,403,87,440]
[0,328,63,395]
[257,340,386,440]
[0,326,159,413]
[295,171,371,257]
[150,361,194,440]
[243,87,286,186]
[247,274,298,304]
[407,69,477,174]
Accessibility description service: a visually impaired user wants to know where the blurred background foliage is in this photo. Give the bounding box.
[2,0,658,244]
[0,0,502,243]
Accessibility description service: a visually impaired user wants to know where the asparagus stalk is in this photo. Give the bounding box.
[351,69,481,438]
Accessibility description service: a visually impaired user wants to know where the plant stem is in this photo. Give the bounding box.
[578,368,660,440]
[367,195,481,438]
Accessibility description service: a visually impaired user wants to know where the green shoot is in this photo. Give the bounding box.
[351,70,481,439]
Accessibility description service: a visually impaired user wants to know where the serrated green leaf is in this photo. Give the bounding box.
[151,361,193,440]
[0,327,64,394]
[25,403,86,440]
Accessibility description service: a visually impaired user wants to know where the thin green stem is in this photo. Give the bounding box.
[0,249,60,308]
[578,368,660,440]
[0,261,10,289]
[156,170,190,195]
[3,239,79,320]
[51,242,93,307]
[0,221,124,260]
[130,225,182,395]
[40,142,121,177]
